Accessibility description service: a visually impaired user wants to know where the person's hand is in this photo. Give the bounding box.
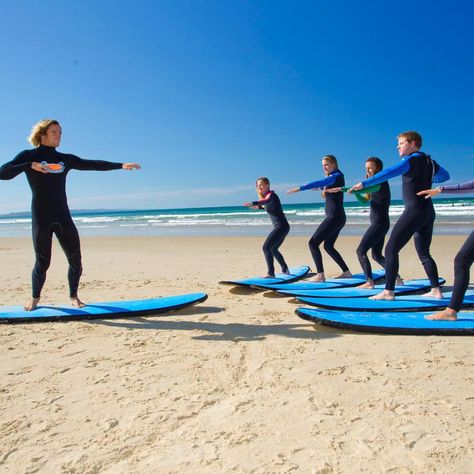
[286,187,300,194]
[417,188,441,199]
[243,202,252,207]
[122,163,141,170]
[325,187,342,193]
[31,162,48,174]
[347,182,363,194]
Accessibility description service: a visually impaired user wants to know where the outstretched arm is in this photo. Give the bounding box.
[417,179,474,198]
[69,154,141,171]
[286,172,340,194]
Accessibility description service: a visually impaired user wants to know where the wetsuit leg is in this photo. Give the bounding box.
[309,217,347,273]
[384,211,419,290]
[356,223,387,280]
[370,233,387,269]
[271,226,290,273]
[323,221,349,273]
[413,210,440,288]
[31,217,53,298]
[263,226,289,275]
[449,231,474,311]
[53,217,83,297]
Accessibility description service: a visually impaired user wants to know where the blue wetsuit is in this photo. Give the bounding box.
[359,151,449,291]
[356,181,391,280]
[0,145,123,298]
[438,180,474,311]
[252,191,289,276]
[299,170,349,274]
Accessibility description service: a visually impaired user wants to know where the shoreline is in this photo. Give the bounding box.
[1,235,473,472]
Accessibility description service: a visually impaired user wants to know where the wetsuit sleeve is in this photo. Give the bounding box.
[299,173,339,191]
[440,180,474,194]
[67,154,123,171]
[432,163,450,184]
[359,158,410,188]
[0,151,32,180]
[252,192,274,206]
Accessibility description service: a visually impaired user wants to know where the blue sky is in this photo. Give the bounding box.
[1,0,473,213]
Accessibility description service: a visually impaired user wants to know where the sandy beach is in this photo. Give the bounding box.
[1,235,473,473]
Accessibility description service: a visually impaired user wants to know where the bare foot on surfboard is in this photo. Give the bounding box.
[24,297,40,311]
[369,290,395,301]
[425,308,458,321]
[71,296,86,308]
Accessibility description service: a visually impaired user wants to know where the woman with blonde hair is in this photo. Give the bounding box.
[287,155,351,282]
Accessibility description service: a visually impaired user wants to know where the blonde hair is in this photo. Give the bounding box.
[28,119,60,147]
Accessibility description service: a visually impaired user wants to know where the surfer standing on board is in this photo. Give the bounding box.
[348,131,449,300]
[244,177,290,278]
[0,119,141,311]
[287,155,352,282]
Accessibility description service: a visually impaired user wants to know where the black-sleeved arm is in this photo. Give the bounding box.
[67,154,123,171]
[0,151,32,180]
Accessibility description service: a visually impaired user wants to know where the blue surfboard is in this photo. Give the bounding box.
[278,278,445,298]
[252,269,385,291]
[295,307,474,335]
[0,293,208,323]
[297,290,474,311]
[219,265,310,287]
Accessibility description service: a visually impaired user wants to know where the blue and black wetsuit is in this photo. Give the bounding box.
[438,180,474,311]
[356,181,391,280]
[252,191,290,276]
[359,151,449,291]
[299,170,349,274]
[0,145,123,298]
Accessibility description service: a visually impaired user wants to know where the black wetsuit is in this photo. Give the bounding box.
[384,152,441,290]
[439,180,474,311]
[307,170,349,274]
[356,181,391,280]
[0,145,123,298]
[252,191,290,276]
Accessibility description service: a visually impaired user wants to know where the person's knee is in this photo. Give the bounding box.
[67,252,82,272]
[356,245,366,258]
[34,254,51,273]
[454,250,470,271]
[323,241,334,252]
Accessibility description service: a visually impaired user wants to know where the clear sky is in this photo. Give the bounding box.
[1,0,473,213]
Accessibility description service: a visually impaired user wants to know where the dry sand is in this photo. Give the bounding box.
[1,235,473,473]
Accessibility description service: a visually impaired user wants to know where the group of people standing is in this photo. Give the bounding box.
[1,120,472,323]
[245,131,473,321]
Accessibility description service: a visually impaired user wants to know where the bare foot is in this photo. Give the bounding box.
[71,296,86,308]
[395,277,404,286]
[369,290,395,301]
[425,308,458,321]
[422,288,443,299]
[312,272,326,282]
[358,280,375,289]
[24,297,40,311]
[334,270,352,279]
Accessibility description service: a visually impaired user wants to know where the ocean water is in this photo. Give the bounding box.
[0,198,472,237]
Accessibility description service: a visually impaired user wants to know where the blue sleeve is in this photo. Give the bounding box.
[432,165,450,184]
[360,158,410,188]
[299,173,338,191]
